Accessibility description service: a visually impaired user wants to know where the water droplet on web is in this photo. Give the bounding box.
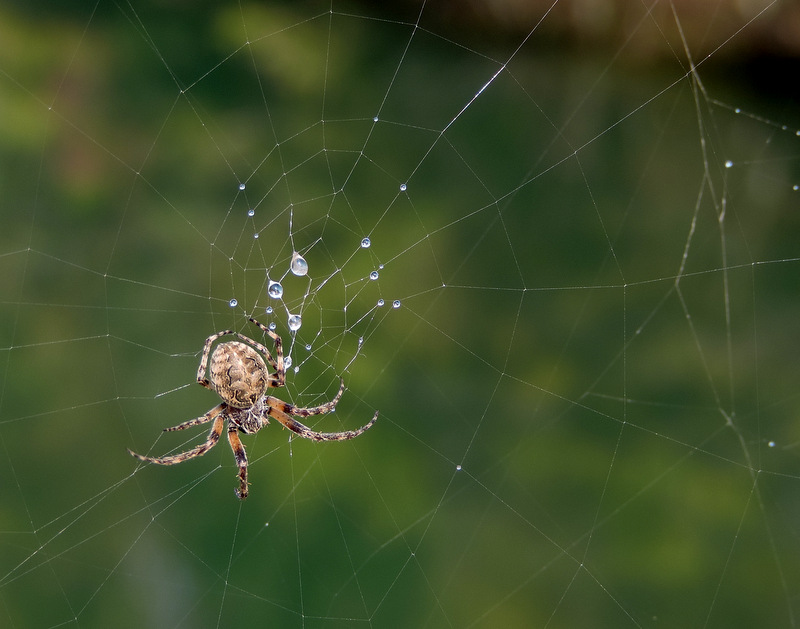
[288,314,302,331]
[392,300,401,309]
[373,115,379,122]
[239,183,246,190]
[456,464,462,471]
[253,233,259,239]
[399,183,407,192]
[284,355,293,369]
[265,306,273,314]
[268,281,283,299]
[370,271,379,280]
[377,299,385,307]
[358,336,364,345]
[290,252,309,276]
[361,237,371,248]
[768,440,776,448]
[793,184,799,192]
[247,208,255,217]
[229,298,238,308]
[305,344,312,351]
[725,160,733,168]
[269,322,277,331]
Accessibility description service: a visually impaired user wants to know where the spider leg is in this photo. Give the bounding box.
[247,317,285,387]
[264,378,345,418]
[268,406,378,442]
[197,330,236,389]
[128,410,225,465]
[227,426,249,499]
[162,403,226,432]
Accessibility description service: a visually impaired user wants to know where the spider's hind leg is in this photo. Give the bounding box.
[128,409,226,466]
[227,426,249,499]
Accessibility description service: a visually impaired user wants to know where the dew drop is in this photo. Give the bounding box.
[253,233,259,239]
[377,299,385,307]
[768,440,776,448]
[358,336,364,346]
[269,322,277,331]
[370,270,379,280]
[361,237,371,248]
[793,184,799,192]
[247,208,255,217]
[288,314,302,331]
[229,298,238,308]
[268,281,284,299]
[294,365,300,374]
[290,252,309,276]
[724,160,733,168]
[373,115,379,122]
[284,355,293,369]
[392,299,401,309]
[265,305,273,314]
[239,183,246,190]
[305,344,312,351]
[456,464,462,471]
[399,183,407,192]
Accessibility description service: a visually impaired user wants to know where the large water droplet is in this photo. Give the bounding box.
[288,314,302,331]
[268,281,283,299]
[290,252,309,276]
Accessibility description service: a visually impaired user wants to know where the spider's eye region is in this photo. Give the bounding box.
[209,341,269,408]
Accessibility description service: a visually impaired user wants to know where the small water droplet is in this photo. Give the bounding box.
[793,184,799,192]
[239,183,246,190]
[734,108,741,114]
[370,270,379,280]
[265,306,273,314]
[229,298,238,308]
[253,233,259,239]
[373,115,379,122]
[456,464,462,471]
[724,160,733,168]
[294,365,300,374]
[361,237,371,248]
[269,322,277,331]
[288,314,302,331]
[248,208,255,217]
[377,299,385,307]
[268,281,284,299]
[392,300,401,309]
[358,336,364,345]
[284,355,293,369]
[291,252,309,276]
[399,183,407,191]
[768,440,776,448]
[305,344,312,351]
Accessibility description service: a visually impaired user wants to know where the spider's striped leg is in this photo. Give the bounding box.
[264,378,345,418]
[197,330,236,388]
[128,408,225,465]
[227,426,249,500]
[161,403,226,432]
[248,317,285,387]
[268,406,378,442]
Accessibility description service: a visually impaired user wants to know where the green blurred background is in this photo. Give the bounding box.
[1,1,799,627]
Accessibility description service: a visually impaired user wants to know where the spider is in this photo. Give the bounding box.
[128,317,377,499]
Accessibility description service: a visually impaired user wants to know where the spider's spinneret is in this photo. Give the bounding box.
[209,341,269,408]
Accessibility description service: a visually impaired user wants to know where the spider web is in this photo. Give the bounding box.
[2,0,800,626]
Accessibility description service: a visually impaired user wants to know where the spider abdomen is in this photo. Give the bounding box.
[209,341,269,408]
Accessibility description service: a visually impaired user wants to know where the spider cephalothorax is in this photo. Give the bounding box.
[128,317,377,499]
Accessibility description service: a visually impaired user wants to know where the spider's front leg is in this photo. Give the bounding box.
[128,407,226,466]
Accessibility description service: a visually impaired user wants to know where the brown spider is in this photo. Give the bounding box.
[128,317,377,499]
